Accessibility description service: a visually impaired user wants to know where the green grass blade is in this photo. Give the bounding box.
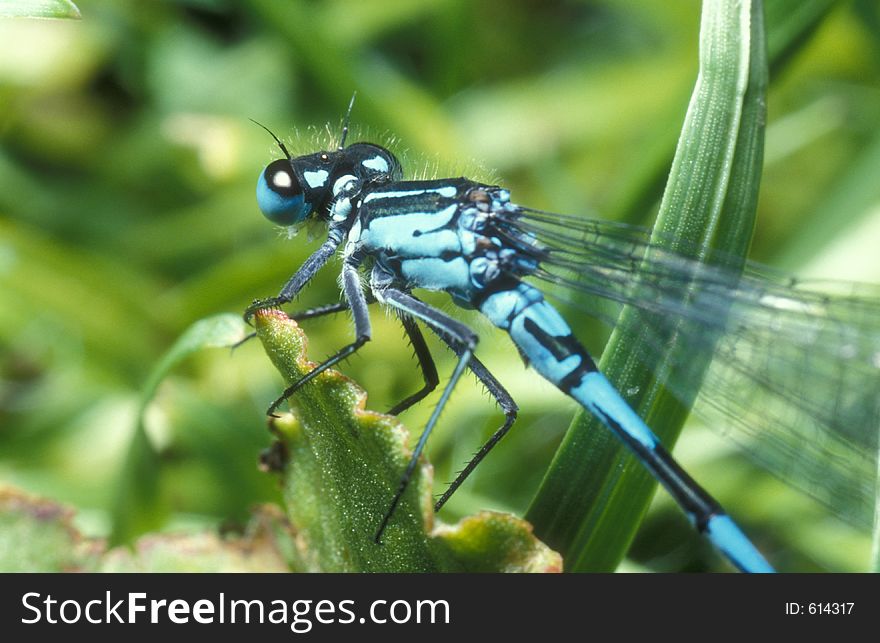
[606,0,839,227]
[0,0,80,19]
[526,0,768,572]
[109,314,250,545]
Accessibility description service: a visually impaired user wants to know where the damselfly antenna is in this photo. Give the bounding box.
[338,92,357,150]
[249,119,292,160]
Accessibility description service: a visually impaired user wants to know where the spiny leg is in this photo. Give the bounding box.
[386,312,440,416]
[288,300,440,416]
[387,294,518,510]
[290,298,496,426]
[373,288,477,543]
[243,293,440,416]
[290,300,356,321]
[285,287,380,321]
[243,232,342,325]
[428,329,518,512]
[266,260,371,416]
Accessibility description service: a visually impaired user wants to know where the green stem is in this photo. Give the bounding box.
[526,0,768,572]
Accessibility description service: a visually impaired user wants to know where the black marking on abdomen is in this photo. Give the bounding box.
[470,275,521,310]
[523,317,597,371]
[590,404,722,533]
[558,365,591,394]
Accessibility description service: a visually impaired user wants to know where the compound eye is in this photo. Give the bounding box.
[256,159,310,225]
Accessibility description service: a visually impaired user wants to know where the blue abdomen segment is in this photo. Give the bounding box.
[478,281,596,386]
[570,371,773,572]
[478,279,773,572]
[706,515,775,573]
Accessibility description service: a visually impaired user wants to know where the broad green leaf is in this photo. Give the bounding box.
[0,486,100,572]
[0,0,80,19]
[0,487,295,572]
[255,310,560,572]
[527,0,768,571]
[99,506,298,572]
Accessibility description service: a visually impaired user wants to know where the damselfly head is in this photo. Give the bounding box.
[253,97,401,228]
[251,119,311,226]
[256,143,401,228]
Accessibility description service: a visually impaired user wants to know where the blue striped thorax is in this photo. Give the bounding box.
[351,180,544,306]
[257,142,401,227]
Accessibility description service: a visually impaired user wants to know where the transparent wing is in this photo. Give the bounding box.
[497,205,880,528]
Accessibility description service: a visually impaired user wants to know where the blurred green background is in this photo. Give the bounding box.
[1,0,879,571]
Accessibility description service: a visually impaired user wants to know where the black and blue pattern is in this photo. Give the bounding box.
[246,115,776,572]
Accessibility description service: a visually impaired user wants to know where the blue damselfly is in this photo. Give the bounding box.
[245,101,880,573]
